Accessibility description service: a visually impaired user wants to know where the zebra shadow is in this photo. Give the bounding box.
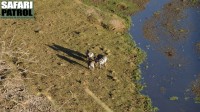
[48,43,87,68]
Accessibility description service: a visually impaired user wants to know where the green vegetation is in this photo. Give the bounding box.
[82,0,148,27]
[194,43,200,103]
[192,0,200,4]
[196,42,200,52]
[195,97,200,103]
[169,96,179,101]
[82,0,137,17]
[192,76,200,103]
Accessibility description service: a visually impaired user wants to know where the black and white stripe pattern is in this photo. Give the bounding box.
[95,54,108,68]
[86,50,94,60]
[88,60,95,70]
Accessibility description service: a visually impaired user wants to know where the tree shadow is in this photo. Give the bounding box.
[48,43,87,68]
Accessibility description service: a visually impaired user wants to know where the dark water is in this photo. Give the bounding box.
[130,0,200,112]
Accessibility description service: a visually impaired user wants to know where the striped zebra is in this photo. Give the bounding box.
[95,54,108,69]
[85,50,94,60]
[88,59,95,70]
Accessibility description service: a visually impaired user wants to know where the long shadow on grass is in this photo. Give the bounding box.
[48,43,87,68]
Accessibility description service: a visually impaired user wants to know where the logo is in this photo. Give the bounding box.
[0,0,34,18]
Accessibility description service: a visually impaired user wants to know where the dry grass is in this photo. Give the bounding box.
[109,19,126,32]
[0,40,56,112]
[0,60,10,76]
[85,88,113,112]
[0,0,154,111]
[0,74,55,112]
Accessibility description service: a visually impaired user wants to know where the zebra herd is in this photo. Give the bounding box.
[86,50,108,70]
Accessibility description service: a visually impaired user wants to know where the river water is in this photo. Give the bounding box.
[130,0,200,112]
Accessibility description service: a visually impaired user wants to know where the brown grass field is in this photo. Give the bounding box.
[0,0,156,111]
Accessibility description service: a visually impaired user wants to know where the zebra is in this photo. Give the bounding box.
[88,59,95,70]
[95,54,108,69]
[85,50,94,60]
